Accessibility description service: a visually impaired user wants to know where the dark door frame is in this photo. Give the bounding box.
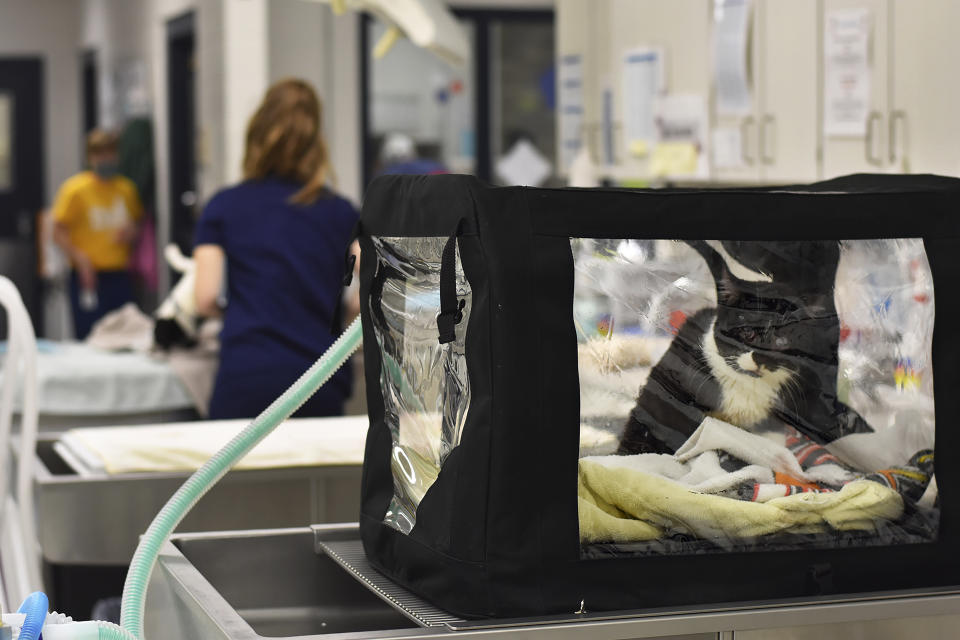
[166,11,197,265]
[80,49,98,137]
[359,8,555,188]
[0,57,45,331]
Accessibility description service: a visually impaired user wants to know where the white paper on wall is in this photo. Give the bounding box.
[823,8,872,137]
[713,0,753,116]
[558,53,585,172]
[621,47,664,152]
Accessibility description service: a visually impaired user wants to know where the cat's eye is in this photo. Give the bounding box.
[775,336,789,348]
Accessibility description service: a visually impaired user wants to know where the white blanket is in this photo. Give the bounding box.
[0,340,192,416]
[583,417,858,498]
[59,415,369,474]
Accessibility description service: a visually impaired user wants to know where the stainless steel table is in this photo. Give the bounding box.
[14,431,362,617]
[143,524,960,640]
[32,435,363,565]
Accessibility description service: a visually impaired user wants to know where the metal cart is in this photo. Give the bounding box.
[15,426,363,615]
[143,524,960,640]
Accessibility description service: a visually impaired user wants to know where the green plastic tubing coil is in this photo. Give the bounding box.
[119,316,364,639]
[99,622,139,639]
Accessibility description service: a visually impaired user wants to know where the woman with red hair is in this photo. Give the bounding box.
[193,79,357,419]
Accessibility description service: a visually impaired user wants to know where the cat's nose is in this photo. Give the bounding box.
[737,351,759,372]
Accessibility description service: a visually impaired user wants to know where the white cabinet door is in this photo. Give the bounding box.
[890,0,960,177]
[711,0,763,183]
[820,0,890,179]
[759,0,820,183]
[606,0,712,181]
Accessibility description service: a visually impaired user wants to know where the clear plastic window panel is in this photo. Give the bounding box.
[575,239,937,557]
[369,237,472,534]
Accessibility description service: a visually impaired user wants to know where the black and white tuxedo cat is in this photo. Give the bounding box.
[617,240,874,455]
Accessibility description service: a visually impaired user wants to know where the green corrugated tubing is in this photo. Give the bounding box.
[99,622,139,639]
[119,316,364,639]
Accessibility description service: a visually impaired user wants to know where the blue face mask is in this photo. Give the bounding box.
[94,161,119,179]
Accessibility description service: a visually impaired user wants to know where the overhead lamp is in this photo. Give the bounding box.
[306,0,470,67]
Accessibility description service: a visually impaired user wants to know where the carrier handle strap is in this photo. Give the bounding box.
[331,220,362,335]
[437,221,466,345]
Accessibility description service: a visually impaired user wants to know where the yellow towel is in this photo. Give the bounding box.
[578,459,902,545]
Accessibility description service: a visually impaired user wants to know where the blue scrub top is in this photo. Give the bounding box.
[195,178,358,419]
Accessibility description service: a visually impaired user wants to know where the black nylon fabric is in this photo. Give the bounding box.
[407,236,492,563]
[357,173,960,619]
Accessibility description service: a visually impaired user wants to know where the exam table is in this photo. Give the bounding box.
[0,340,197,429]
[17,415,367,616]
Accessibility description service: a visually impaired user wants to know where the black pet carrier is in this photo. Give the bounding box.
[354,173,959,618]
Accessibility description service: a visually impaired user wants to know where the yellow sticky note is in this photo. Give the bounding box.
[628,140,649,157]
[650,142,698,177]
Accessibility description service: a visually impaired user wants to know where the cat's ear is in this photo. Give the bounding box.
[686,240,727,282]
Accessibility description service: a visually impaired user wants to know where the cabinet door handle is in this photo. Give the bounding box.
[578,123,599,162]
[761,114,776,165]
[865,111,884,167]
[889,110,907,166]
[608,121,623,165]
[741,116,756,166]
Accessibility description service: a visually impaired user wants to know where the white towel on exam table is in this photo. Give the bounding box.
[60,415,369,474]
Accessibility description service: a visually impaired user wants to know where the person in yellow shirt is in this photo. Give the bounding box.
[53,129,143,338]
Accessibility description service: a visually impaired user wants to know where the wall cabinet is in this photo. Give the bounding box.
[558,0,960,183]
[819,0,890,178]
[888,0,960,176]
[713,0,820,184]
[757,0,820,183]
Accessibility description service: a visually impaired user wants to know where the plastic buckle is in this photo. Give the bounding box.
[342,254,357,286]
[436,299,466,344]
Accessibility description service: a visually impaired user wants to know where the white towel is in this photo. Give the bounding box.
[61,415,369,474]
[675,416,807,477]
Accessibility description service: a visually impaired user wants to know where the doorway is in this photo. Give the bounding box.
[360,9,556,188]
[166,12,197,261]
[0,57,45,332]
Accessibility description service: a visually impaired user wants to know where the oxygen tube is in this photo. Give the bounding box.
[116,316,364,639]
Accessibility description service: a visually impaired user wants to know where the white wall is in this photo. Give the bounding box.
[269,0,331,93]
[195,0,226,208]
[81,0,154,129]
[0,0,83,205]
[267,2,362,204]
[327,10,363,204]
[223,0,268,185]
